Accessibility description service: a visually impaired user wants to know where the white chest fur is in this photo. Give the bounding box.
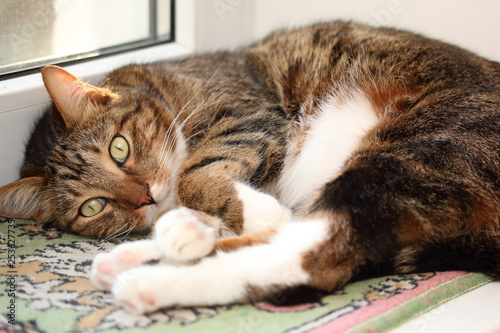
[275,93,379,212]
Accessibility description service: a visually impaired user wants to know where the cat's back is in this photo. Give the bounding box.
[247,21,500,100]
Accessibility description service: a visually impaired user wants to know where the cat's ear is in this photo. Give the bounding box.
[41,65,118,129]
[0,177,45,220]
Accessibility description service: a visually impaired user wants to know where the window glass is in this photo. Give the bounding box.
[0,0,172,76]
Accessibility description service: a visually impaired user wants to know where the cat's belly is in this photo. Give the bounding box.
[274,93,379,212]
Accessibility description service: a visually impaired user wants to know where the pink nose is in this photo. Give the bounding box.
[136,185,155,208]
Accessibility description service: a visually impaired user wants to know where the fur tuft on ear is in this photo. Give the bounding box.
[41,65,119,129]
[0,177,45,220]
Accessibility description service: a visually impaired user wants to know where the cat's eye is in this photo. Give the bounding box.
[80,198,106,217]
[110,135,130,164]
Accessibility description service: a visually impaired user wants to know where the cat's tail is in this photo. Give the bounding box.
[394,232,500,280]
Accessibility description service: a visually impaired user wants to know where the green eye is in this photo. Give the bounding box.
[80,198,106,217]
[110,135,129,164]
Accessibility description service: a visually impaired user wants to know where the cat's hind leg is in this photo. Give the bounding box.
[91,207,221,290]
[91,206,277,292]
[111,218,330,314]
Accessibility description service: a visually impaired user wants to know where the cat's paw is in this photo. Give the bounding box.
[90,240,162,290]
[154,207,216,263]
[91,252,135,290]
[235,182,292,233]
[112,265,181,314]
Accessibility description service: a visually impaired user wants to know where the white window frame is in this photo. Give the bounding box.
[0,0,255,186]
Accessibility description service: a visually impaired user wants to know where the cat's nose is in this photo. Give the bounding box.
[115,178,156,208]
[136,185,155,208]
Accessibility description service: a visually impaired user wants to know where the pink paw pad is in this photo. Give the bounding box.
[96,276,110,287]
[98,262,114,275]
[119,251,138,265]
[185,221,196,229]
[122,299,137,312]
[140,292,156,306]
[176,212,190,219]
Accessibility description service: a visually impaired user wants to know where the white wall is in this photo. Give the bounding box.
[164,0,500,59]
[208,0,499,61]
[251,0,500,61]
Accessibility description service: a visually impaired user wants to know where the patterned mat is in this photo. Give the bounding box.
[0,218,492,333]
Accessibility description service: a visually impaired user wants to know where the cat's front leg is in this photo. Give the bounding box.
[175,109,290,236]
[177,159,291,236]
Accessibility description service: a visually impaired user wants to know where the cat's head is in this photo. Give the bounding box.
[0,66,186,238]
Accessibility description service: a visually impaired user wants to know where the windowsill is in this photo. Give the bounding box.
[0,41,192,113]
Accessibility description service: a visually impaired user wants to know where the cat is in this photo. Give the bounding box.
[0,21,499,314]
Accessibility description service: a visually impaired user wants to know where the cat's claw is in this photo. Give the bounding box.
[154,207,216,263]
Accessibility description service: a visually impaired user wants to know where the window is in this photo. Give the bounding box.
[0,0,173,77]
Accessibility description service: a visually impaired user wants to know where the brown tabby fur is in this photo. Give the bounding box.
[0,22,499,292]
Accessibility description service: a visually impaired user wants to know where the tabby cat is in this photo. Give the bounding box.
[0,22,499,314]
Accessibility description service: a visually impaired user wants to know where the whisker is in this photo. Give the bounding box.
[103,223,129,241]
[120,226,136,239]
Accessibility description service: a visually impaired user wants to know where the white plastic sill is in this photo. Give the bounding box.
[390,281,500,333]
